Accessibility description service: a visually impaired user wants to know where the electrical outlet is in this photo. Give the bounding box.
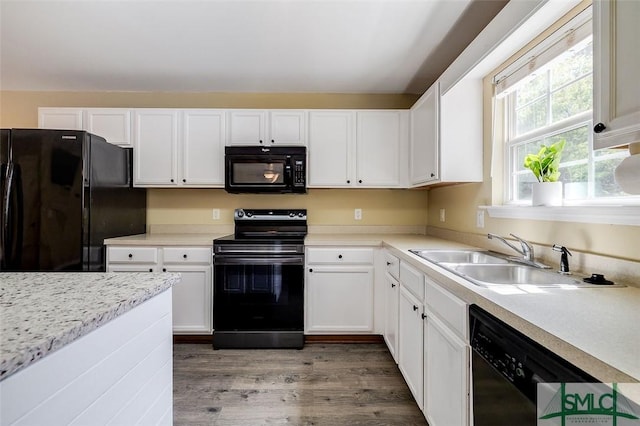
[212,209,220,220]
[439,208,446,222]
[476,210,485,228]
[354,208,362,220]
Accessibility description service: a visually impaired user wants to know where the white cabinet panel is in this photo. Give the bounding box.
[167,266,213,334]
[308,110,354,187]
[227,110,267,145]
[398,285,424,409]
[356,111,403,187]
[85,109,132,147]
[181,110,225,186]
[38,108,83,130]
[424,313,469,426]
[384,272,400,363]
[269,110,307,145]
[306,247,374,264]
[133,109,179,186]
[410,84,438,184]
[593,0,640,148]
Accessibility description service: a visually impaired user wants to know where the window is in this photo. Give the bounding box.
[498,10,632,205]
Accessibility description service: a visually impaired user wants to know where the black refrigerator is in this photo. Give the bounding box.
[1,128,146,272]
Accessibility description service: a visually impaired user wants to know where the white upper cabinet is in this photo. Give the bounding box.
[308,110,355,187]
[38,108,83,131]
[410,83,439,185]
[85,109,132,147]
[227,109,307,146]
[181,110,225,186]
[409,79,483,187]
[308,110,407,188]
[356,111,406,187]
[133,109,179,186]
[593,0,640,149]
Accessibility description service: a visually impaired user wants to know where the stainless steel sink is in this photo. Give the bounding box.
[409,249,509,265]
[450,264,585,287]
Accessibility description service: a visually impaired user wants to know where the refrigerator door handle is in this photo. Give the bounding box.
[1,162,14,268]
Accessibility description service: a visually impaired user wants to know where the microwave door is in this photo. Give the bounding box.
[231,161,287,188]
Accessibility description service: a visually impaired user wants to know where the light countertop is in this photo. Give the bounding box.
[0,272,181,382]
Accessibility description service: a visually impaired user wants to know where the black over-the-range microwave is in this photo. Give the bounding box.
[224,146,307,194]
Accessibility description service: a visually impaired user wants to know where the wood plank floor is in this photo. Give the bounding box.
[173,343,428,425]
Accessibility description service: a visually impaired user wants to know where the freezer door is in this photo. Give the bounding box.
[5,129,84,271]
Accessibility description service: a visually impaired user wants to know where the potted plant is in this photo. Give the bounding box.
[523,139,565,206]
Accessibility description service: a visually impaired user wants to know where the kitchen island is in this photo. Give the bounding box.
[0,272,180,426]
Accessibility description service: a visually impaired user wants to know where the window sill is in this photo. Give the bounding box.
[480,205,640,226]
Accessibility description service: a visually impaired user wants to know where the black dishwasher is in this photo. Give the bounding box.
[469,305,598,426]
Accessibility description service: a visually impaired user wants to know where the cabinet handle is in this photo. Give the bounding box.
[391,283,396,288]
[413,305,418,311]
[421,313,427,320]
[128,253,133,258]
[183,254,187,259]
[162,268,167,272]
[338,254,343,259]
[593,122,606,133]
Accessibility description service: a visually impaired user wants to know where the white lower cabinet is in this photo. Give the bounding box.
[398,284,425,409]
[423,276,470,426]
[107,245,213,334]
[305,247,374,333]
[383,271,400,363]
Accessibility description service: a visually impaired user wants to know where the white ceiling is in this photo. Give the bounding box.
[0,0,506,95]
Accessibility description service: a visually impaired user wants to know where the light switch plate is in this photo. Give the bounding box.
[476,210,485,228]
[439,209,446,222]
[354,208,362,220]
[212,209,220,220]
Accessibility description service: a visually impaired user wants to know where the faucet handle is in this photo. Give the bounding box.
[509,233,533,257]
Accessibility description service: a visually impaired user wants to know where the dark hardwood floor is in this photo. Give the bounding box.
[173,343,428,425]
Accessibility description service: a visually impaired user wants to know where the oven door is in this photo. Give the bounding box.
[213,255,304,332]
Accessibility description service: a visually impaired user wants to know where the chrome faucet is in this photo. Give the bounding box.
[487,233,550,269]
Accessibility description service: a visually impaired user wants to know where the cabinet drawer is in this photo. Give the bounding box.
[400,261,424,302]
[306,247,374,264]
[384,251,400,280]
[426,276,467,339]
[107,247,158,264]
[163,247,212,264]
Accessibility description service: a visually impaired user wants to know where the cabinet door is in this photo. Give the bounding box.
[133,109,179,186]
[38,108,83,130]
[384,273,400,363]
[356,111,403,187]
[269,110,307,145]
[85,109,132,147]
[165,264,213,334]
[307,111,354,187]
[227,110,266,145]
[593,0,640,149]
[306,265,374,333]
[182,110,225,186]
[398,285,424,409]
[424,314,469,426]
[410,83,438,185]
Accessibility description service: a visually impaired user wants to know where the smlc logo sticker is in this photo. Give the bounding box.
[538,383,640,425]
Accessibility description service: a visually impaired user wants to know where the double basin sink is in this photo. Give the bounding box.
[409,249,614,288]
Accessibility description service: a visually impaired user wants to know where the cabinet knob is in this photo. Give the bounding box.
[271,139,275,143]
[386,261,392,266]
[162,268,167,272]
[347,180,351,184]
[338,254,343,259]
[413,305,419,311]
[170,179,174,183]
[128,253,133,258]
[183,254,187,259]
[391,283,396,288]
[259,140,263,144]
[149,268,153,272]
[593,122,606,133]
[182,179,186,183]
[430,173,435,178]
[358,180,363,184]
[421,313,427,320]
[309,268,313,273]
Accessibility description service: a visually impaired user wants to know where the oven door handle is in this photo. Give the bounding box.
[214,256,304,266]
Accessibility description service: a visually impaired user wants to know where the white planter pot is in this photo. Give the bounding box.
[531,182,563,206]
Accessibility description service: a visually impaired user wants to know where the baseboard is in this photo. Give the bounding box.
[173,334,385,345]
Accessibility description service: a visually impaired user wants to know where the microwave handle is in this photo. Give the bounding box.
[285,164,292,183]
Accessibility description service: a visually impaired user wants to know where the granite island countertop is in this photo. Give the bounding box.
[0,272,181,382]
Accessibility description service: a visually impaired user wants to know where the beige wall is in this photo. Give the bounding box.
[1,90,427,228]
[427,2,640,262]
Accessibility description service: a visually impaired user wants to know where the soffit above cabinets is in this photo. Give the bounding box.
[0,0,506,95]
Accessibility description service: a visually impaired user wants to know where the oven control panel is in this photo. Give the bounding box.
[235,209,307,221]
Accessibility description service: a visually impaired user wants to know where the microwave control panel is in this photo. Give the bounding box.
[293,159,305,186]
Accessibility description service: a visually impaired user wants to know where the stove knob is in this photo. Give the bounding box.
[237,210,244,218]
[246,212,253,217]
[298,212,304,218]
[289,212,295,217]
